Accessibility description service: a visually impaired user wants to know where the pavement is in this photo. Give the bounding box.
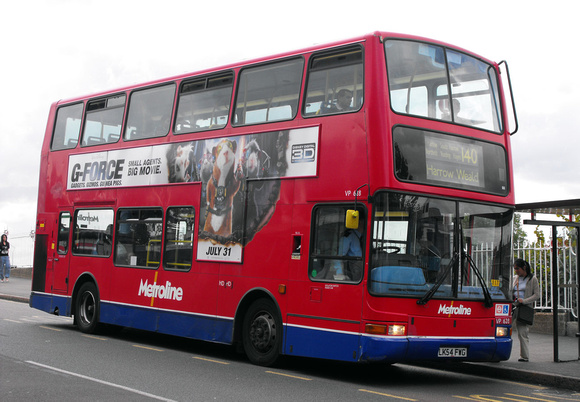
[1,275,579,390]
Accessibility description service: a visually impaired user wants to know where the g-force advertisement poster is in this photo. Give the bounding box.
[67,127,319,262]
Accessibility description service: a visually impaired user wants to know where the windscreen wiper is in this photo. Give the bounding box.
[417,252,458,305]
[464,252,493,308]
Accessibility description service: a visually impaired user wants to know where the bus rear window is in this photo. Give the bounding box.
[51,103,83,150]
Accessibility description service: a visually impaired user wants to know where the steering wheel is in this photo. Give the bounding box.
[378,245,401,254]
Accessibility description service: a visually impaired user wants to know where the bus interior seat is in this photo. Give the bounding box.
[386,254,416,267]
[86,136,105,145]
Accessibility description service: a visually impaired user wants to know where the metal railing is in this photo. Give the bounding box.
[515,242,578,319]
[6,234,35,268]
[470,242,578,319]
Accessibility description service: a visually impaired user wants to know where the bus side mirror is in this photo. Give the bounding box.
[345,210,359,229]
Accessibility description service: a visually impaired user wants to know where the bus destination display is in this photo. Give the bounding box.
[424,134,484,188]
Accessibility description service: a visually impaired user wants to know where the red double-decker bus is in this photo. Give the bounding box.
[31,32,517,366]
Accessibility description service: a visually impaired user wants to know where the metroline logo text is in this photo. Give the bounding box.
[438,304,472,315]
[138,279,183,301]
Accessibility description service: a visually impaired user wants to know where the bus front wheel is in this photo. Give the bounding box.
[242,299,281,366]
[75,282,100,334]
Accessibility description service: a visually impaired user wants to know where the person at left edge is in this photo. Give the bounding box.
[0,234,10,282]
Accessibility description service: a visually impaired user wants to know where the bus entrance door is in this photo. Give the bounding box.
[52,210,72,292]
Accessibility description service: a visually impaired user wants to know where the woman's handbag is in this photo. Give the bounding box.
[514,276,535,325]
[515,304,534,325]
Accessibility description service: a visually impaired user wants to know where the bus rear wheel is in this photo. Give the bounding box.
[242,299,281,366]
[75,282,100,334]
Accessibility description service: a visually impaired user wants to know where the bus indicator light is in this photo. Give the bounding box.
[365,324,387,335]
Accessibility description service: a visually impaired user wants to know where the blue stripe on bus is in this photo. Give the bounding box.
[29,292,72,316]
[100,302,234,344]
[29,292,234,344]
[284,324,362,362]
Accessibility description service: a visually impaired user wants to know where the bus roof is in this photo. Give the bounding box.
[53,31,496,107]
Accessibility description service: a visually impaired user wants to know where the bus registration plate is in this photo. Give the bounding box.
[438,347,467,357]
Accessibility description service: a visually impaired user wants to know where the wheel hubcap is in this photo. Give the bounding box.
[249,312,276,352]
[80,292,95,325]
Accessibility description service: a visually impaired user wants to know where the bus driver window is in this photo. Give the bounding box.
[310,206,365,282]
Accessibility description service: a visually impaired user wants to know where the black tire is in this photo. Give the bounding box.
[75,282,100,334]
[242,299,282,366]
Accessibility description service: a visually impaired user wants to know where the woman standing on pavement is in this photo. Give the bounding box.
[513,258,540,362]
[0,234,10,282]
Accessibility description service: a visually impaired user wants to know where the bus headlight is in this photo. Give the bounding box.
[388,324,406,336]
[496,326,509,337]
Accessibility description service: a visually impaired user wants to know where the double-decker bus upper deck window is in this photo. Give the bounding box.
[51,103,83,150]
[304,46,363,116]
[175,74,233,134]
[82,94,126,146]
[125,84,176,140]
[233,58,303,126]
[385,40,502,133]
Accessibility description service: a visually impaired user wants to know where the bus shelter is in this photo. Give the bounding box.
[517,199,580,362]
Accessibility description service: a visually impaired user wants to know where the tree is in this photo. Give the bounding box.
[534,225,546,247]
[513,213,528,247]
